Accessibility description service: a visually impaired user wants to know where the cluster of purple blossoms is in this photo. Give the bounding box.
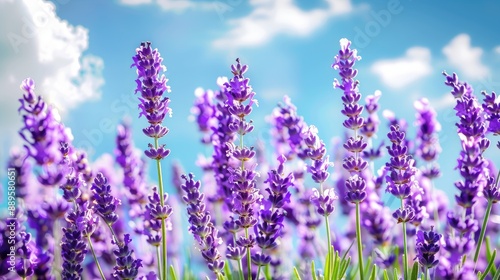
[223,59,260,230]
[414,98,442,179]
[253,155,294,268]
[332,38,368,204]
[132,41,171,158]
[116,122,148,207]
[15,232,36,278]
[18,78,70,168]
[481,91,500,203]
[112,234,143,279]
[91,172,143,278]
[181,173,224,275]
[415,227,441,270]
[444,72,489,215]
[61,208,88,279]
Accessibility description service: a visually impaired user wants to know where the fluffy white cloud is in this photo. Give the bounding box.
[442,34,489,80]
[212,0,353,49]
[371,47,432,89]
[0,0,104,147]
[119,0,212,11]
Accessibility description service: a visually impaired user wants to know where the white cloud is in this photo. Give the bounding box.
[442,34,489,80]
[370,47,432,89]
[0,0,104,147]
[118,0,212,11]
[495,46,500,55]
[212,0,353,50]
[431,93,456,110]
[119,0,152,5]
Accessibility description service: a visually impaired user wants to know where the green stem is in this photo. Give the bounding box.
[355,202,364,280]
[401,199,408,280]
[473,201,493,269]
[245,228,251,280]
[87,236,106,280]
[325,215,332,279]
[53,219,62,278]
[155,137,168,280]
[106,222,121,246]
[256,264,262,280]
[233,233,244,280]
[157,246,162,280]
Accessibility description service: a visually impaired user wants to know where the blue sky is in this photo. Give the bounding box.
[1,0,500,202]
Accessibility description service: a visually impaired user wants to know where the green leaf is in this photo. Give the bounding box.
[293,267,302,280]
[410,261,419,280]
[169,265,178,280]
[311,261,318,280]
[393,267,400,280]
[339,256,351,278]
[492,264,500,280]
[264,264,272,280]
[332,250,340,280]
[364,256,373,278]
[369,264,377,280]
[486,236,497,276]
[383,269,389,280]
[324,247,331,280]
[224,261,233,280]
[480,249,497,280]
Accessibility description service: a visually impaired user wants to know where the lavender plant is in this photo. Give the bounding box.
[2,38,500,280]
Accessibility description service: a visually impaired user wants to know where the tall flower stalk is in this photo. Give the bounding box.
[132,42,172,280]
[224,58,259,280]
[385,125,417,279]
[332,38,367,280]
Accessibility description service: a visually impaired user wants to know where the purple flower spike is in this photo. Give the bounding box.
[181,173,225,274]
[112,234,143,279]
[61,211,88,279]
[332,39,368,204]
[482,91,500,135]
[415,226,442,269]
[18,78,69,167]
[15,232,35,278]
[414,98,442,179]
[91,172,121,226]
[443,71,489,216]
[385,125,417,199]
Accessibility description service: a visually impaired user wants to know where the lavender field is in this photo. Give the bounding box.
[1,1,500,279]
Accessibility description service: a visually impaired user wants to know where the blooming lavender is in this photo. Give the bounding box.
[332,38,368,280]
[91,172,143,279]
[181,173,225,277]
[385,124,418,279]
[414,98,442,179]
[220,58,260,278]
[253,155,294,279]
[5,38,500,280]
[415,227,441,279]
[132,41,172,279]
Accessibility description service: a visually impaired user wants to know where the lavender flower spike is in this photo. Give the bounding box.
[333,37,367,280]
[132,41,171,150]
[415,226,441,279]
[132,42,172,279]
[181,173,225,276]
